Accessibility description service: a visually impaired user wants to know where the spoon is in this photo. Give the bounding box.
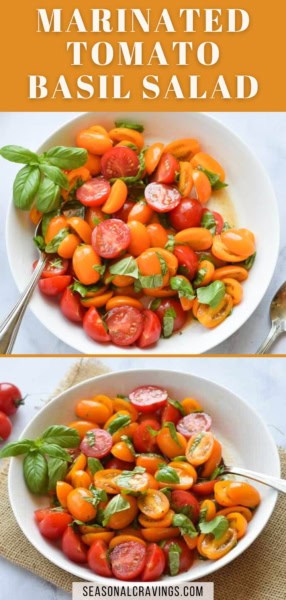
[256,282,286,354]
[222,464,286,494]
[0,221,48,354]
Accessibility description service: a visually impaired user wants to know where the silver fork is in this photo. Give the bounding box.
[223,464,286,494]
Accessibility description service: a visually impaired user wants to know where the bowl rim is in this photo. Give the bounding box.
[8,368,280,584]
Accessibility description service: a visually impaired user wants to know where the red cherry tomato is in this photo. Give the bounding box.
[0,411,12,441]
[76,177,111,207]
[60,288,85,323]
[92,219,131,259]
[153,153,180,184]
[202,208,224,234]
[177,413,212,439]
[154,299,187,332]
[133,418,161,453]
[145,183,181,213]
[105,306,144,346]
[38,512,73,540]
[192,480,218,496]
[141,543,166,581]
[137,309,162,349]
[33,257,69,278]
[129,386,168,412]
[105,457,134,470]
[113,200,135,222]
[163,538,194,574]
[171,490,200,523]
[169,197,203,230]
[110,541,146,581]
[162,403,181,426]
[62,526,88,564]
[38,275,71,296]
[83,307,111,343]
[88,540,112,577]
[34,507,53,523]
[80,428,113,458]
[174,246,199,280]
[0,383,23,415]
[101,147,140,180]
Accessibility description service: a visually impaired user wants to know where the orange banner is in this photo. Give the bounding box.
[1,0,285,110]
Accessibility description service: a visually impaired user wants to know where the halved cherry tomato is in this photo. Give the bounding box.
[109,128,144,149]
[194,260,215,286]
[83,307,111,343]
[66,217,92,244]
[186,432,214,466]
[197,527,237,560]
[38,511,73,540]
[62,526,88,564]
[127,200,153,224]
[201,439,222,478]
[80,291,114,308]
[106,306,144,346]
[56,481,74,508]
[164,138,201,159]
[136,453,167,474]
[196,293,233,328]
[226,512,248,539]
[66,453,87,482]
[213,266,249,282]
[88,540,112,576]
[116,470,150,493]
[80,428,113,459]
[152,153,179,184]
[109,535,146,550]
[38,275,71,296]
[200,499,217,522]
[76,177,111,207]
[29,205,42,225]
[177,412,211,439]
[222,278,243,305]
[170,491,200,523]
[112,398,138,421]
[67,487,97,522]
[102,179,128,214]
[57,233,80,259]
[145,183,181,213]
[174,246,199,280]
[92,219,131,259]
[145,143,164,175]
[77,129,113,155]
[101,147,140,180]
[141,543,166,581]
[181,397,203,413]
[174,228,213,251]
[39,256,69,278]
[154,298,187,333]
[192,480,218,496]
[141,528,180,542]
[169,197,203,231]
[212,235,250,263]
[157,425,187,459]
[213,481,234,507]
[202,208,224,234]
[221,228,255,257]
[72,244,101,285]
[111,441,135,463]
[191,152,225,182]
[146,223,168,248]
[93,469,121,494]
[139,509,174,529]
[84,152,101,176]
[178,162,193,197]
[137,309,162,349]
[226,481,261,508]
[193,170,212,204]
[44,216,67,244]
[156,462,197,490]
[216,506,253,522]
[127,221,150,256]
[133,418,161,453]
[130,386,168,413]
[110,541,146,581]
[138,490,170,520]
[85,207,106,229]
[61,167,91,201]
[162,537,194,573]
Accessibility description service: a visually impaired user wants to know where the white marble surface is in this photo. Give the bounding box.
[0,112,286,355]
[0,356,285,599]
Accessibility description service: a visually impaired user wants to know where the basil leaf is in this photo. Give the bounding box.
[44,146,88,170]
[162,307,176,338]
[106,415,131,435]
[86,486,108,506]
[39,163,69,190]
[197,281,226,309]
[33,236,46,251]
[168,542,182,576]
[150,298,161,311]
[111,151,145,186]
[36,177,61,213]
[172,456,187,462]
[13,165,41,210]
[193,268,207,286]
[39,443,72,461]
[201,211,216,235]
[120,435,136,456]
[114,120,144,132]
[170,276,195,300]
[139,274,163,289]
[146,425,159,438]
[41,209,61,238]
[87,457,103,475]
[160,487,171,499]
[61,200,86,219]
[222,221,231,232]
[71,281,102,298]
[168,398,186,416]
[210,464,225,480]
[156,253,168,276]
[134,279,142,293]
[41,425,80,448]
[0,145,39,164]
[92,264,106,276]
[102,494,130,526]
[164,422,182,446]
[47,457,68,491]
[197,166,228,190]
[0,439,34,458]
[238,252,256,271]
[199,515,229,540]
[23,452,48,494]
[45,228,69,254]
[165,234,175,252]
[109,256,139,279]
[155,466,180,484]
[213,180,228,191]
[172,513,198,538]
[115,466,145,489]
[116,394,130,402]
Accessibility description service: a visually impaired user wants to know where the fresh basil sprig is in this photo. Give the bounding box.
[109,256,139,279]
[13,166,41,210]
[155,466,180,484]
[197,281,226,308]
[114,120,144,132]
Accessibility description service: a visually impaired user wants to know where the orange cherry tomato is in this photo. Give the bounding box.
[103,410,130,431]
[186,432,214,466]
[72,244,102,285]
[193,170,212,204]
[111,441,135,463]
[138,509,174,529]
[45,216,67,244]
[212,235,250,263]
[84,152,101,176]
[201,439,222,478]
[109,535,146,550]
[68,420,99,440]
[141,527,180,542]
[178,162,194,197]
[196,294,233,329]
[156,461,197,490]
[116,470,150,493]
[226,481,261,508]
[89,125,109,136]
[164,138,201,159]
[112,398,138,421]
[146,473,159,490]
[66,453,87,482]
[174,228,213,251]
[136,454,167,475]
[191,152,225,182]
[106,495,138,529]
[56,481,73,508]
[137,251,169,289]
[138,490,170,520]
[221,229,255,257]
[82,532,115,546]
[76,129,113,155]
[108,128,144,149]
[66,217,92,244]
[102,179,128,214]
[146,223,168,248]
[117,528,144,539]
[145,143,164,175]
[105,296,143,311]
[183,534,199,550]
[222,278,243,305]
[194,260,215,286]
[216,506,253,522]
[67,487,97,522]
[128,221,151,256]
[93,469,122,495]
[71,469,92,489]
[85,207,107,229]
[181,398,203,413]
[157,426,187,459]
[75,399,112,424]
[200,499,217,522]
[212,266,249,282]
[80,291,114,308]
[143,286,177,298]
[61,167,91,201]
[57,233,80,259]
[226,512,248,540]
[93,394,114,413]
[127,201,153,224]
[213,481,234,507]
[197,527,237,560]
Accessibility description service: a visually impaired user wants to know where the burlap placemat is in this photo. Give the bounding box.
[0,359,285,599]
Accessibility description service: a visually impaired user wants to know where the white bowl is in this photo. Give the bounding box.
[6,113,279,354]
[8,369,280,584]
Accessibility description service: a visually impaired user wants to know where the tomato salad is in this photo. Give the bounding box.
[0,386,260,581]
[0,121,256,348]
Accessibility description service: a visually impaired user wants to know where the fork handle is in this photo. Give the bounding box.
[0,254,48,355]
[224,465,286,493]
[256,322,282,354]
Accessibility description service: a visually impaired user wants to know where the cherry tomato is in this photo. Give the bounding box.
[174,246,199,280]
[146,223,168,248]
[67,487,97,522]
[127,200,153,224]
[80,429,113,458]
[186,432,214,466]
[62,526,88,564]
[72,245,101,285]
[110,541,146,581]
[192,480,218,496]
[201,439,222,478]
[193,170,212,204]
[83,307,111,343]
[162,403,181,426]
[114,200,135,222]
[38,275,71,296]
[76,129,113,155]
[141,543,166,581]
[137,310,162,348]
[92,219,131,259]
[138,489,170,520]
[101,147,140,180]
[196,294,233,329]
[136,454,167,475]
[37,256,69,278]
[133,418,161,453]
[197,527,237,560]
[38,512,73,540]
[127,221,150,256]
[154,298,187,332]
[85,207,106,229]
[178,162,194,197]
[105,457,134,470]
[191,152,225,182]
[177,413,212,439]
[162,538,194,574]
[88,540,112,576]
[130,386,168,412]
[145,143,164,175]
[44,215,67,244]
[76,177,111,207]
[0,411,12,441]
[60,288,85,323]
[202,208,224,234]
[109,128,144,149]
[169,197,203,230]
[0,383,23,415]
[153,153,179,184]
[171,490,200,523]
[157,426,187,459]
[102,179,128,214]
[105,306,144,346]
[164,138,201,159]
[145,183,181,213]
